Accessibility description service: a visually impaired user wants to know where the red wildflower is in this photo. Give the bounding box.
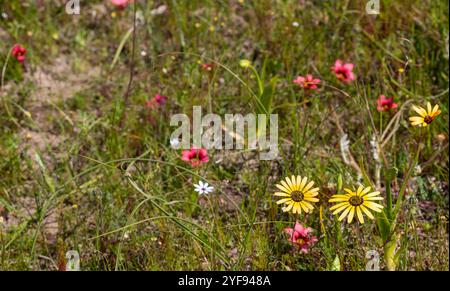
[11,44,26,63]
[293,74,321,90]
[284,221,317,253]
[111,0,130,9]
[181,148,209,166]
[331,59,355,83]
[377,95,398,112]
[146,93,167,109]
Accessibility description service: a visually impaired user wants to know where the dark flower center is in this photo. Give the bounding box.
[349,196,363,206]
[424,115,433,124]
[337,70,348,80]
[291,190,304,202]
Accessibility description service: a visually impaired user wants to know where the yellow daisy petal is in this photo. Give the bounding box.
[347,206,355,223]
[330,201,349,211]
[361,186,371,196]
[338,205,352,221]
[356,206,364,224]
[344,188,354,195]
[296,175,302,187]
[293,203,301,214]
[409,116,424,122]
[304,197,319,202]
[364,196,384,201]
[411,121,426,127]
[300,202,309,213]
[285,176,294,189]
[276,183,290,193]
[276,198,291,204]
[329,197,348,202]
[427,102,432,114]
[356,185,364,196]
[282,203,293,212]
[302,201,314,211]
[306,188,320,196]
[274,192,290,197]
[432,104,440,116]
[303,180,315,192]
[300,176,308,191]
[329,194,350,200]
[363,191,381,198]
[291,175,298,190]
[412,105,427,117]
[363,201,383,212]
[360,204,374,220]
[281,179,293,191]
[332,203,351,215]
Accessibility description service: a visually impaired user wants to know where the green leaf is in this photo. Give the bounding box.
[256,77,277,115]
[330,255,341,271]
[337,173,343,192]
[110,27,134,71]
[376,210,392,242]
[358,157,375,189]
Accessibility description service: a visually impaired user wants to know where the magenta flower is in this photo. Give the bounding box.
[12,44,26,63]
[181,148,209,167]
[331,60,355,83]
[377,95,398,112]
[284,221,317,253]
[146,93,167,109]
[111,0,130,9]
[293,74,321,90]
[153,93,167,106]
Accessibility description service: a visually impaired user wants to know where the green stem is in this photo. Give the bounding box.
[386,181,392,220]
[393,143,421,219]
[250,66,264,95]
[384,237,397,271]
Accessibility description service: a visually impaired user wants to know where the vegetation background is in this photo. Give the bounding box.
[0,0,448,270]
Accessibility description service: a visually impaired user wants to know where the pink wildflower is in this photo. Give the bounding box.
[146,93,167,108]
[12,44,26,63]
[111,0,130,9]
[284,221,317,253]
[331,59,355,83]
[293,74,321,90]
[377,95,398,112]
[181,148,209,167]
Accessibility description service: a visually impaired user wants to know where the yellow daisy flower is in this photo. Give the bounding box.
[274,175,320,214]
[409,102,441,127]
[329,185,384,224]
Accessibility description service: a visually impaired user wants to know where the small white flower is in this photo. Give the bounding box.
[170,138,180,149]
[340,133,351,164]
[292,21,299,27]
[370,134,380,163]
[414,165,422,176]
[151,5,168,16]
[194,181,214,195]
